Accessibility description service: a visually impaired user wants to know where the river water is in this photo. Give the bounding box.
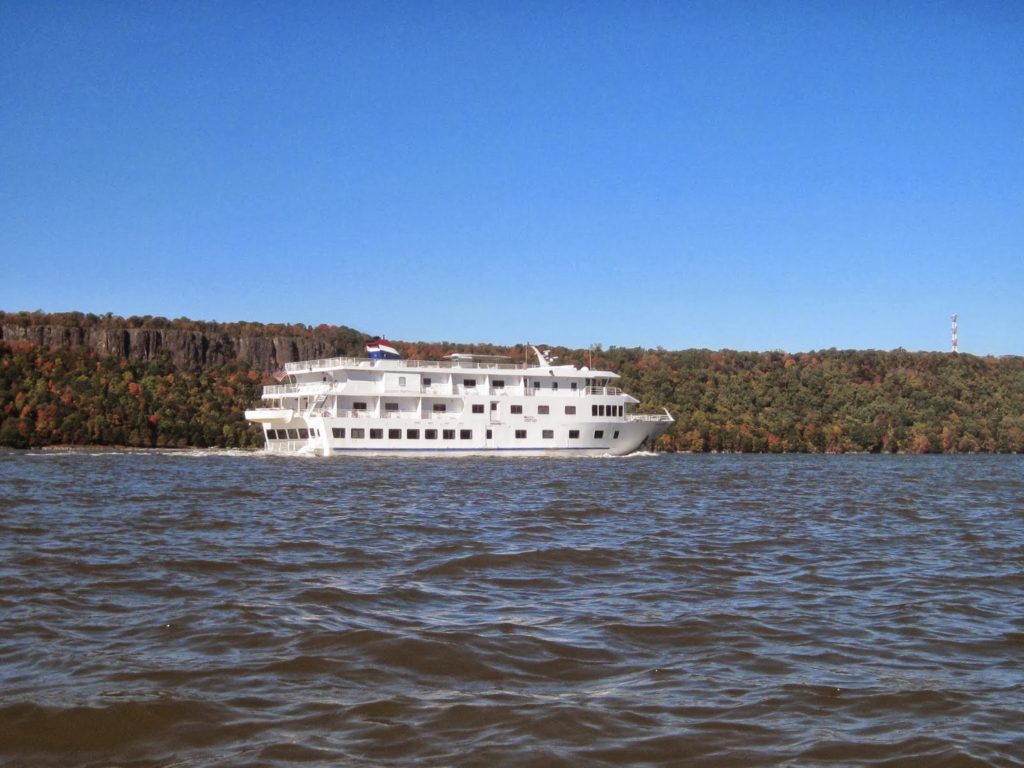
[1,451,1022,767]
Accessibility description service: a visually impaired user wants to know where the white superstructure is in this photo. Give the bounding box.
[245,342,673,456]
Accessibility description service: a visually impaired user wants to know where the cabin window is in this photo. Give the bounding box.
[472,404,484,414]
[443,429,455,440]
[552,382,558,390]
[594,430,604,439]
[384,402,399,412]
[425,429,437,440]
[351,428,365,439]
[592,405,598,416]
[493,380,505,389]
[388,429,401,439]
[464,379,476,388]
[486,429,492,439]
[571,382,577,391]
[599,405,605,416]
[424,377,432,387]
[533,381,540,389]
[406,429,419,439]
[332,428,345,438]
[565,406,576,415]
[542,430,554,439]
[569,430,579,439]
[398,377,406,387]
[354,402,367,410]
[538,405,549,415]
[298,428,309,439]
[511,405,523,415]
[515,430,527,439]
[460,430,472,440]
[613,430,620,439]
[370,429,383,439]
[433,404,446,412]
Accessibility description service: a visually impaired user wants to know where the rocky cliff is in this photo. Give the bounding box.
[0,316,367,371]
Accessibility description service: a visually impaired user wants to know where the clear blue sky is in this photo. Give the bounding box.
[2,1,1022,354]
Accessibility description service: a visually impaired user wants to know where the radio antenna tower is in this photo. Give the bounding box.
[951,313,959,354]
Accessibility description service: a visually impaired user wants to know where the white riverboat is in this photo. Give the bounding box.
[245,340,674,456]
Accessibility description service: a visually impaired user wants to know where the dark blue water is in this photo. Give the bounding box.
[1,452,1022,766]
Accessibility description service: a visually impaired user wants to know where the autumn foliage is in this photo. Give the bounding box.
[2,313,1024,452]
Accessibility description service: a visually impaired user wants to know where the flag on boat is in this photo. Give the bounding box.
[272,367,288,382]
[366,338,400,360]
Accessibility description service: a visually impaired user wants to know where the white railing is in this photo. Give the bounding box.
[263,382,330,396]
[586,386,623,396]
[626,412,674,422]
[285,356,530,374]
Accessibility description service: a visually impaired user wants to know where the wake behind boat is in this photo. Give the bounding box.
[245,341,673,456]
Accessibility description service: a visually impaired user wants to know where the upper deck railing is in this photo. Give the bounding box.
[261,383,629,398]
[284,356,529,374]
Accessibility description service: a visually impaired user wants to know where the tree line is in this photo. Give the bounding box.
[2,313,1023,452]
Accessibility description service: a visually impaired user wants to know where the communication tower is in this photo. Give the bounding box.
[951,313,958,354]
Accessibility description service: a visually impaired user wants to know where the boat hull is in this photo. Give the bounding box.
[247,411,671,457]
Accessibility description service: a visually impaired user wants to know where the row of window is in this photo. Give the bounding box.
[342,402,623,417]
[268,427,322,440]
[422,378,579,391]
[266,428,620,441]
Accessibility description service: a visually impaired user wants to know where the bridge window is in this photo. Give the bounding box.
[354,402,367,410]
[594,430,604,439]
[464,379,476,388]
[493,380,505,389]
[384,402,398,412]
[298,428,309,439]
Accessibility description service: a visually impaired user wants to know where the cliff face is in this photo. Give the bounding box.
[0,323,361,371]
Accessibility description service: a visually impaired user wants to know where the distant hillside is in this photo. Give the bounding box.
[0,310,369,371]
[2,310,1023,452]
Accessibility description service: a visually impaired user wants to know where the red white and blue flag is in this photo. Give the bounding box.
[366,339,400,360]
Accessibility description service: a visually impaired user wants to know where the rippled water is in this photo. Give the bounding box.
[1,451,1022,767]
